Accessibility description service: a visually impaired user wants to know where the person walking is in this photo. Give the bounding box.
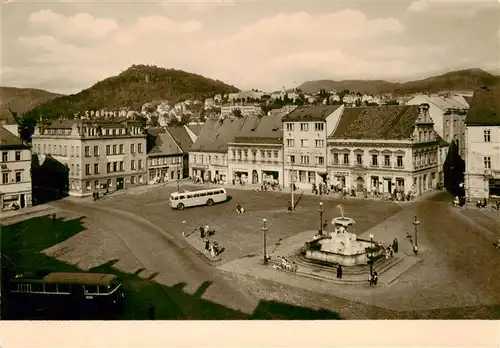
[199,225,205,238]
[204,239,210,254]
[336,264,343,279]
[287,201,293,212]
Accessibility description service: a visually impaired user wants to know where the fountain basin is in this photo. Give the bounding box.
[304,238,380,266]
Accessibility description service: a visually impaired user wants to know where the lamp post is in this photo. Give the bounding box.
[290,163,295,211]
[319,202,324,235]
[412,215,419,254]
[262,218,269,264]
[369,233,374,275]
[177,157,181,192]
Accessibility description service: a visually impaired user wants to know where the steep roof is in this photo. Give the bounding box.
[166,126,193,153]
[186,123,203,136]
[282,105,341,121]
[330,105,420,140]
[0,109,18,125]
[147,128,181,155]
[436,134,449,148]
[465,86,500,126]
[0,126,26,149]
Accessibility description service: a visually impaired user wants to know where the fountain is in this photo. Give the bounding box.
[302,205,382,266]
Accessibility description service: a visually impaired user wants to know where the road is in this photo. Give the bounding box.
[50,199,259,317]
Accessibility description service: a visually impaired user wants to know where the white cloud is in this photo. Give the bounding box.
[407,0,500,16]
[28,9,119,40]
[161,0,234,12]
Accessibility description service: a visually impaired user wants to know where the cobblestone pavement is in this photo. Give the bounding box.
[39,185,500,318]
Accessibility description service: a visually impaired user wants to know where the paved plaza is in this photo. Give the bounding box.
[3,181,500,319]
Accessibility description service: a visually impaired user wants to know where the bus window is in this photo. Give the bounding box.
[9,283,19,292]
[84,285,98,294]
[207,191,213,196]
[57,284,71,293]
[45,283,58,293]
[194,193,199,198]
[187,194,193,198]
[179,195,185,199]
[31,283,44,293]
[173,196,178,200]
[200,192,207,197]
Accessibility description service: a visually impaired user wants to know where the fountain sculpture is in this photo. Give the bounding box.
[303,205,381,266]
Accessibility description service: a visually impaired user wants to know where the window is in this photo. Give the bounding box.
[85,146,90,157]
[286,123,294,131]
[484,130,491,142]
[484,156,491,169]
[138,143,143,153]
[85,164,91,175]
[317,156,324,165]
[300,156,309,164]
[372,155,378,166]
[286,139,295,147]
[76,146,80,157]
[314,123,324,131]
[76,164,80,174]
[15,172,21,183]
[397,156,403,167]
[131,144,135,154]
[86,181,91,190]
[2,173,8,184]
[446,120,450,127]
[15,151,21,161]
[343,154,349,165]
[139,175,144,183]
[384,155,391,166]
[308,171,315,183]
[299,170,307,182]
[2,152,7,161]
[94,180,99,189]
[119,161,124,171]
[289,155,295,164]
[113,162,118,172]
[131,160,136,170]
[112,145,117,155]
[131,176,136,184]
[138,160,143,170]
[64,145,68,156]
[106,145,111,155]
[107,163,111,173]
[94,163,100,174]
[85,285,98,294]
[119,144,124,154]
[300,139,309,147]
[94,145,99,156]
[356,154,363,165]
[107,179,112,188]
[300,123,308,131]
[315,140,324,148]
[333,153,339,164]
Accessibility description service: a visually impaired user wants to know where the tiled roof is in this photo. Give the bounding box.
[330,105,420,140]
[282,105,341,121]
[231,136,282,144]
[45,120,76,129]
[147,128,182,156]
[464,96,473,105]
[466,86,500,126]
[436,134,449,148]
[186,124,203,136]
[166,126,193,153]
[0,109,18,125]
[0,126,25,148]
[190,113,284,153]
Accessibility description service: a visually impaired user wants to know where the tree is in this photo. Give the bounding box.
[443,139,465,197]
[149,115,159,127]
[231,108,243,118]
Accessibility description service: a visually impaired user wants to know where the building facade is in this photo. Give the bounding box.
[220,104,262,117]
[0,124,32,211]
[327,104,439,196]
[282,105,345,190]
[442,109,467,157]
[146,128,183,184]
[465,86,500,199]
[32,119,147,197]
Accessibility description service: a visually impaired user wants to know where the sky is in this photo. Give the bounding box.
[2,0,500,95]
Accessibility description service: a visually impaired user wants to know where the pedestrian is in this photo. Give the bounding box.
[287,201,292,212]
[392,238,398,253]
[205,224,210,236]
[336,264,343,279]
[148,302,156,320]
[236,202,242,214]
[496,200,500,211]
[199,225,205,238]
[204,239,210,254]
[373,271,378,285]
[92,191,96,201]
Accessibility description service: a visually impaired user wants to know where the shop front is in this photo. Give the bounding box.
[1,191,31,211]
[232,169,249,184]
[262,170,280,184]
[330,171,350,189]
[489,178,500,197]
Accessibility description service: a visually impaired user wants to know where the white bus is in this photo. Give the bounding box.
[170,187,227,210]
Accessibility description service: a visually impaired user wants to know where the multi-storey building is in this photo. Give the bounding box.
[327,104,439,195]
[227,113,284,185]
[442,109,467,157]
[0,124,32,211]
[32,118,147,197]
[282,105,345,190]
[146,128,183,184]
[220,104,262,117]
[465,86,500,199]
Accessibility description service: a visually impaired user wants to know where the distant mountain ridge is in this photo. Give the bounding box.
[0,87,61,124]
[297,69,500,95]
[22,64,240,122]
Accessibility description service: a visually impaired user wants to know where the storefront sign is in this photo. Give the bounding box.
[333,171,350,176]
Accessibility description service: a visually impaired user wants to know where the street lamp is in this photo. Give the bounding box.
[262,218,269,264]
[290,163,295,212]
[177,157,181,193]
[319,202,324,235]
[412,215,420,255]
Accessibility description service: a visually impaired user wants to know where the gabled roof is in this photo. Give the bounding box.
[166,126,193,153]
[0,126,26,149]
[282,105,341,121]
[147,128,182,156]
[0,109,18,125]
[465,86,500,126]
[186,124,203,136]
[436,134,449,148]
[330,105,420,140]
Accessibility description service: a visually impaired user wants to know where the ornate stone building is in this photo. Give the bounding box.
[327,104,439,196]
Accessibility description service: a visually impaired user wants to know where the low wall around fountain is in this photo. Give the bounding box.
[304,249,368,266]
